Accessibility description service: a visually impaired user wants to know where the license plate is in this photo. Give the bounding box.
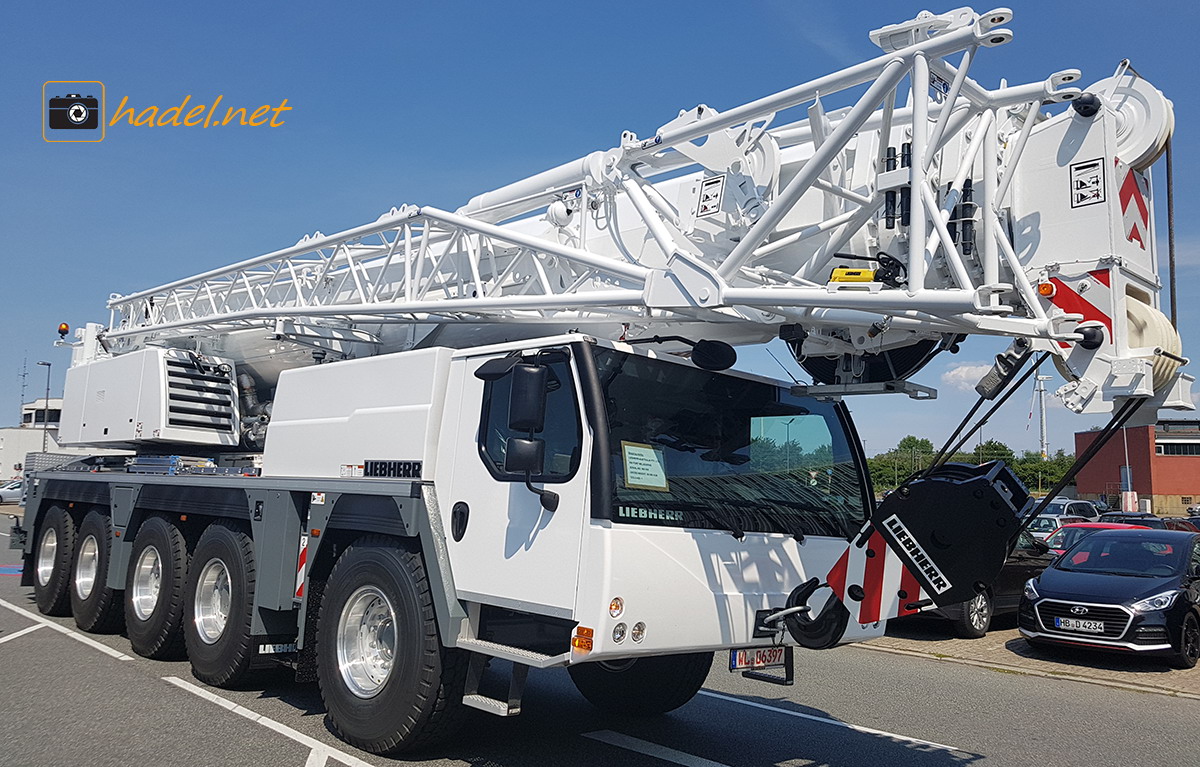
[729,646,786,672]
[1054,617,1104,633]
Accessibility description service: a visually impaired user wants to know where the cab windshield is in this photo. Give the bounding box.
[594,348,867,538]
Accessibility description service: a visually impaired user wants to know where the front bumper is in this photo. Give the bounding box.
[1018,596,1178,655]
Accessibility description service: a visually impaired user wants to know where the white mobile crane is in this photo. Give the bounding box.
[13,6,1194,755]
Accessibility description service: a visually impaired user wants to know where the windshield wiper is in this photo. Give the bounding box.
[622,499,744,540]
[694,495,805,542]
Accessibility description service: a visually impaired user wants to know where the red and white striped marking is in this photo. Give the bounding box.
[1118,165,1150,250]
[1048,270,1113,350]
[824,531,927,624]
[294,534,309,599]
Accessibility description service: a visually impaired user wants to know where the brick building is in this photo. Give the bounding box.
[1074,420,1200,516]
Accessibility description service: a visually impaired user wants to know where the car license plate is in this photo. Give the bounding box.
[729,646,786,672]
[1055,617,1104,633]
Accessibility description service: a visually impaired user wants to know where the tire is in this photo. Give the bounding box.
[32,506,76,616]
[316,536,467,754]
[1168,612,1200,670]
[70,510,124,633]
[569,652,713,716]
[953,590,993,639]
[184,520,257,687]
[125,515,190,659]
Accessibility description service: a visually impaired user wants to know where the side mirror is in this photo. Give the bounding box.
[508,364,548,432]
[505,437,559,512]
[504,437,544,475]
[1031,539,1050,556]
[691,339,737,371]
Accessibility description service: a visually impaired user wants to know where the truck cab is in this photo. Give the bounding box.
[263,334,879,662]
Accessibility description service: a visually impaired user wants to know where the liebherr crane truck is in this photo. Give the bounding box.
[12,6,1195,755]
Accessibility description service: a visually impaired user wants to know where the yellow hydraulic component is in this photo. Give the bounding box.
[829,267,876,283]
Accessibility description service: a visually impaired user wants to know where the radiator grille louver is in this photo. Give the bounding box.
[165,358,237,434]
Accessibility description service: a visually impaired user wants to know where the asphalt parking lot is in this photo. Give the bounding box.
[5,510,1200,767]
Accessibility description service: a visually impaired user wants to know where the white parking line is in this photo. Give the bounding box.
[163,676,377,767]
[697,690,961,752]
[583,731,732,767]
[0,597,133,660]
[0,623,45,644]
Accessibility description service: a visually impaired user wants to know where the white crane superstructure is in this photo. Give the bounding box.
[67,6,1189,449]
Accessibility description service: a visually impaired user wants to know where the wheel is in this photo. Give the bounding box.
[70,510,124,633]
[568,652,713,716]
[184,520,257,687]
[1169,612,1200,669]
[33,506,76,616]
[125,515,190,659]
[953,590,993,639]
[316,536,467,754]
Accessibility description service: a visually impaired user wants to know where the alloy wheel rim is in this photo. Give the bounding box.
[1185,619,1200,661]
[968,593,990,630]
[74,534,100,600]
[131,545,163,621]
[336,586,397,698]
[36,527,58,586]
[194,558,231,644]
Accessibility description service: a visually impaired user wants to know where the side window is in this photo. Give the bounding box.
[1191,541,1200,573]
[478,357,582,483]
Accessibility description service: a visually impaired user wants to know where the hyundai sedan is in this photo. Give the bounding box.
[1019,529,1200,668]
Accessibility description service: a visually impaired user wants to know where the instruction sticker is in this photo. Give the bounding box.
[621,441,669,491]
[1069,158,1105,208]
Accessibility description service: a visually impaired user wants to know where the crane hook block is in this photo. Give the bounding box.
[871,461,1032,607]
[782,578,850,650]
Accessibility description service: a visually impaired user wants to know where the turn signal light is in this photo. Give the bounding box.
[571,635,594,652]
[1037,282,1056,297]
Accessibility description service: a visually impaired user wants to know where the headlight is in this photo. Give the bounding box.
[1131,590,1181,613]
[1023,579,1040,601]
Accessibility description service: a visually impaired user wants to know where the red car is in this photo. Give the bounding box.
[1043,522,1151,555]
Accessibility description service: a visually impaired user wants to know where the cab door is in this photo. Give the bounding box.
[440,347,590,618]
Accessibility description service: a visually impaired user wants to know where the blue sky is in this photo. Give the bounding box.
[1,0,1196,456]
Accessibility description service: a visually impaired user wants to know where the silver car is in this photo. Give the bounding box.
[0,479,24,504]
[1027,514,1089,540]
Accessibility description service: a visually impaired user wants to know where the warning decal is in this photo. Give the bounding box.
[1069,159,1104,208]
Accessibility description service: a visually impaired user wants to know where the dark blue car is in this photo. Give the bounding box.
[1019,529,1200,668]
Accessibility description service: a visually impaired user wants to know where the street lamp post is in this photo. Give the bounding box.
[784,417,796,471]
[36,361,51,453]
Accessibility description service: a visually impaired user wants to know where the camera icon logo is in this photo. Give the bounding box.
[49,94,99,129]
[43,81,105,142]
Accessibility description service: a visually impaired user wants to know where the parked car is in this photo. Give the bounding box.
[1096,513,1198,532]
[0,479,23,504]
[1099,512,1167,528]
[1043,522,1151,555]
[1027,514,1088,540]
[1042,497,1102,521]
[917,530,1054,638]
[1019,529,1200,668]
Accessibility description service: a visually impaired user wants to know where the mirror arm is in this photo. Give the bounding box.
[524,473,559,512]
